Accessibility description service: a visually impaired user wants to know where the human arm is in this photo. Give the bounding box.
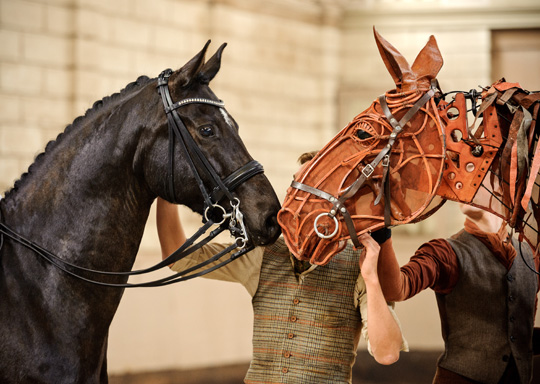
[156,197,186,261]
[358,233,403,365]
[155,197,263,295]
[370,228,410,301]
[376,238,408,301]
[377,236,459,301]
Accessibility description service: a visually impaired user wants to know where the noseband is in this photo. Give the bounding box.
[291,87,436,248]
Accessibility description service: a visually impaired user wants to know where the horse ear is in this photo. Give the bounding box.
[411,35,444,90]
[198,43,227,85]
[172,40,211,88]
[373,27,416,92]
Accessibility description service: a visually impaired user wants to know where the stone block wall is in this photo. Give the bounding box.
[1,0,539,376]
[0,0,346,373]
[0,0,74,192]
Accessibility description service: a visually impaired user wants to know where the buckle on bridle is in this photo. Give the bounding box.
[362,164,375,178]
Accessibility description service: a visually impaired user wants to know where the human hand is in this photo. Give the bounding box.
[358,233,381,282]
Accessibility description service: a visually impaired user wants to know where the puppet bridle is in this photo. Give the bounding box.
[291,87,436,248]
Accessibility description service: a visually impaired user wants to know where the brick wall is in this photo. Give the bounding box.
[1,0,540,377]
[0,0,74,192]
[0,0,347,373]
[0,0,343,199]
[0,0,344,252]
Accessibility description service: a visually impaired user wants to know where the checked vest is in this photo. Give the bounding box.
[244,238,363,384]
[436,230,537,384]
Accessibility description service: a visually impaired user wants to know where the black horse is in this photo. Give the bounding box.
[0,42,281,383]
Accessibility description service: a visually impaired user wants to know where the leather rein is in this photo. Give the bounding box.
[0,69,265,288]
[291,87,435,248]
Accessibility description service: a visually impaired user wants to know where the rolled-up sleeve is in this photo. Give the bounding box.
[170,243,264,297]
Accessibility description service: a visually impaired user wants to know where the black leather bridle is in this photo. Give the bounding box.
[156,68,265,246]
[157,69,263,214]
[0,69,266,287]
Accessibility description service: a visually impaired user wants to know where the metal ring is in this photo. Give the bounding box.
[204,204,227,225]
[235,237,247,249]
[313,213,339,239]
[230,197,240,208]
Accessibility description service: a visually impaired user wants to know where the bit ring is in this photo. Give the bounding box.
[313,213,339,239]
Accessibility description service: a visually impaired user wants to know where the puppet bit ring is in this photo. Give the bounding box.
[313,213,339,239]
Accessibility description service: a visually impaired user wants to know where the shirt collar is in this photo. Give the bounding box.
[463,218,516,269]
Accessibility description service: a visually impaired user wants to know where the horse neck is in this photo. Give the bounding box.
[2,94,155,271]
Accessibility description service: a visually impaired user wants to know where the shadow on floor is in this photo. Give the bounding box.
[110,351,540,383]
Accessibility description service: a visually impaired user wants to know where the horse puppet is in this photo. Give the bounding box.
[0,42,281,383]
[278,28,540,266]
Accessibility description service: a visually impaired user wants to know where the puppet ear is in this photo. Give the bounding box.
[411,35,444,90]
[171,40,210,88]
[373,27,416,92]
[198,43,227,85]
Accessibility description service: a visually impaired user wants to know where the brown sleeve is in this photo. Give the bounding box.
[535,254,540,316]
[399,238,460,299]
[533,327,540,355]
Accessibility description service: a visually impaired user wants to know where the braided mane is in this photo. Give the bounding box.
[2,76,152,200]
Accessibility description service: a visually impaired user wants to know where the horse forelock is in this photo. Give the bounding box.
[2,76,153,200]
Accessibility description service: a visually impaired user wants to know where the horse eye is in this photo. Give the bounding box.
[199,125,215,137]
[356,129,372,140]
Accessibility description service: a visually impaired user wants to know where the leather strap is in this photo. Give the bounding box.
[522,102,540,210]
[158,69,235,207]
[157,69,264,208]
[291,180,361,248]
[0,216,255,288]
[340,89,435,203]
[211,160,264,202]
[290,88,435,247]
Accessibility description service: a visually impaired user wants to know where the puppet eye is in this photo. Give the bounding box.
[356,129,372,140]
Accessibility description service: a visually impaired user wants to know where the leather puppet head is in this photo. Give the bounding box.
[277,28,447,265]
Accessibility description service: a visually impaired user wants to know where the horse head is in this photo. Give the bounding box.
[278,28,447,265]
[279,28,540,265]
[0,41,282,381]
[143,41,281,247]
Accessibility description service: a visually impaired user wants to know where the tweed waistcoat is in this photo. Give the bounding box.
[244,238,362,384]
[436,230,537,384]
